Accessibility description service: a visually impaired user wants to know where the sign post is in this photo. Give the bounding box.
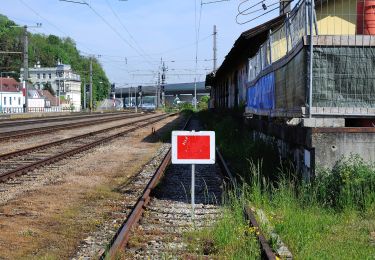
[172,131,215,220]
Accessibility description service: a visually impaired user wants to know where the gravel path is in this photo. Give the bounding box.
[124,118,224,259]
[72,144,171,259]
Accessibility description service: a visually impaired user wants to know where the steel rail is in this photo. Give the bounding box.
[245,207,277,260]
[100,115,191,260]
[0,113,146,142]
[0,114,173,182]
[0,111,130,128]
[0,114,164,161]
[216,148,277,260]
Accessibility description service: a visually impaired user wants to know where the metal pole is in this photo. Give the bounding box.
[58,75,60,111]
[23,26,28,113]
[308,0,314,118]
[157,72,160,108]
[213,25,217,71]
[128,87,130,108]
[83,79,86,110]
[194,78,197,110]
[0,73,2,113]
[191,163,195,220]
[134,87,137,113]
[89,58,93,112]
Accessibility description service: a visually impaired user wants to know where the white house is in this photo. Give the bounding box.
[27,87,45,112]
[0,77,24,113]
[21,61,81,111]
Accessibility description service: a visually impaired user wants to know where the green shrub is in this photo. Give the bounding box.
[178,102,194,112]
[314,155,375,211]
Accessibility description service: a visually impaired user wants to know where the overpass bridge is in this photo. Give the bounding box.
[113,82,209,107]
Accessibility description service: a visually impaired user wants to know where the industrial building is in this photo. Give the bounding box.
[207,0,375,179]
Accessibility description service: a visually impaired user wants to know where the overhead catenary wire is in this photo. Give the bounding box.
[18,0,98,55]
[236,0,293,25]
[104,0,156,65]
[74,0,156,69]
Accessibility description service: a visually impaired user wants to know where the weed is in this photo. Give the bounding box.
[196,109,375,258]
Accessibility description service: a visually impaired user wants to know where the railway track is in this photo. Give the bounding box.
[0,111,127,128]
[96,116,281,260]
[0,112,146,142]
[95,117,222,259]
[0,113,172,182]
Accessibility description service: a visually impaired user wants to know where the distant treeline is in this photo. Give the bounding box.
[0,14,110,102]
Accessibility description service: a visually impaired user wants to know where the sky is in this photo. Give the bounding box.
[0,0,279,87]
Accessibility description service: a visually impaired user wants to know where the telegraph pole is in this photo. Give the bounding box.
[23,26,28,112]
[213,25,217,72]
[89,57,93,112]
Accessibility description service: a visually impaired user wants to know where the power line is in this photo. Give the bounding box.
[18,0,97,55]
[104,0,155,64]
[80,0,155,68]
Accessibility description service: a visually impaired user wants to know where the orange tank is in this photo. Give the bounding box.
[357,0,375,34]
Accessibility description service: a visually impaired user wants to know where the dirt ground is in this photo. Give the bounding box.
[0,114,183,259]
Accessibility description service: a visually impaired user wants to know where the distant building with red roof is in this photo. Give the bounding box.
[0,77,24,113]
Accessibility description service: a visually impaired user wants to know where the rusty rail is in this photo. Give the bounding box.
[100,115,191,259]
[0,112,144,142]
[216,148,277,260]
[103,149,172,259]
[0,114,174,182]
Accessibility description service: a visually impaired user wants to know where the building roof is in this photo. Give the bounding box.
[38,90,59,106]
[214,14,286,78]
[0,77,21,92]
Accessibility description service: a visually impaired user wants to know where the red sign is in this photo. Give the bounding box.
[177,135,210,160]
[172,131,215,164]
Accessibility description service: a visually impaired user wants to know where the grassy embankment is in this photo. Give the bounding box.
[188,109,375,259]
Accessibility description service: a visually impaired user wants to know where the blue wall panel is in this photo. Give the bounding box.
[247,72,275,110]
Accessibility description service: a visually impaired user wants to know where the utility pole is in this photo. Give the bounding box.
[157,72,161,108]
[161,61,166,107]
[89,57,93,112]
[23,25,28,113]
[213,25,217,72]
[10,23,41,112]
[134,87,137,113]
[83,79,86,110]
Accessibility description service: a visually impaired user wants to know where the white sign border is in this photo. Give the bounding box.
[171,131,215,164]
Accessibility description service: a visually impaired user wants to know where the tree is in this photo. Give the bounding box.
[0,14,111,103]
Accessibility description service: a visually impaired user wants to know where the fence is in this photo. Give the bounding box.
[0,106,80,114]
[248,0,312,82]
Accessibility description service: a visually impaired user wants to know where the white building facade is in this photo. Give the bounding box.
[21,62,82,111]
[0,78,24,113]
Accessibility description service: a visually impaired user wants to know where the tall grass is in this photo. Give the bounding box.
[185,185,261,258]
[196,109,375,258]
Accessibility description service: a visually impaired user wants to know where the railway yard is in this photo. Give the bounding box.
[0,111,260,259]
[2,0,375,258]
[0,110,374,259]
[0,111,200,259]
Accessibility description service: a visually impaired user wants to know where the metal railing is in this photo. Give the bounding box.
[0,106,80,114]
